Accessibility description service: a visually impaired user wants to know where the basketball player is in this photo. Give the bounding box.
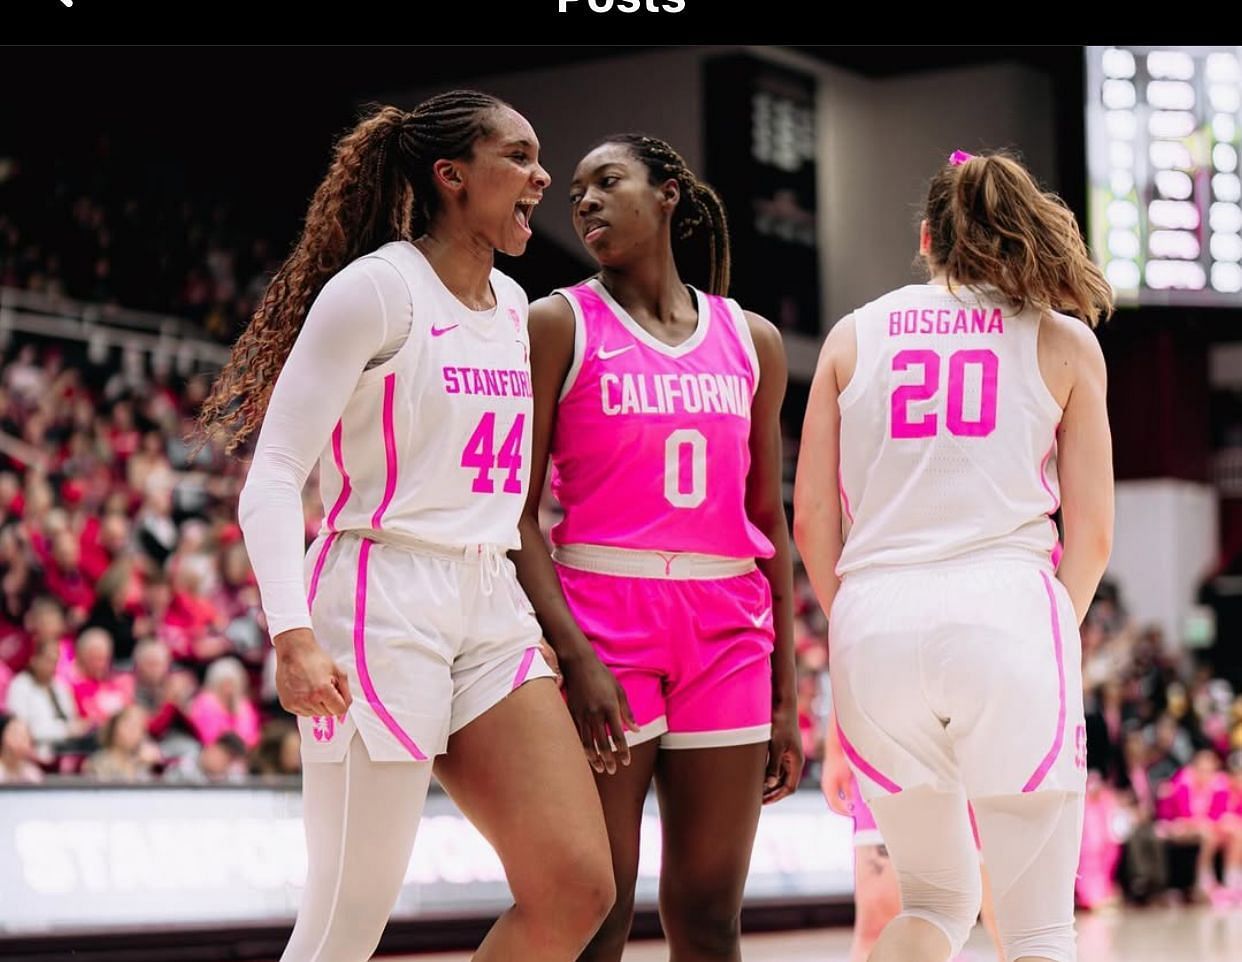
[794,150,1114,962]
[199,92,614,962]
[511,134,802,962]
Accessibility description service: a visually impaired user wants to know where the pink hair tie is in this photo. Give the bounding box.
[949,150,976,166]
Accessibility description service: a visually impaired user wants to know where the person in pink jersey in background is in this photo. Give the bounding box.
[796,150,1115,962]
[68,627,134,728]
[186,656,261,749]
[1156,748,1238,902]
[513,133,802,962]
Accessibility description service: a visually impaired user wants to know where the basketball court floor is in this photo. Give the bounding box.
[395,905,1240,961]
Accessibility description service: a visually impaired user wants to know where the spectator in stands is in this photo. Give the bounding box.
[84,560,143,664]
[0,713,43,783]
[138,570,176,648]
[127,428,175,497]
[1120,729,1155,813]
[169,731,249,783]
[165,560,230,662]
[3,345,47,405]
[1077,771,1124,908]
[79,511,133,584]
[214,538,265,664]
[187,656,259,748]
[68,626,134,727]
[1156,749,1233,901]
[4,639,85,753]
[42,529,95,623]
[1085,680,1129,784]
[3,595,68,676]
[1148,715,1195,789]
[83,703,159,782]
[134,484,177,567]
[250,719,301,778]
[131,638,198,756]
[104,399,141,470]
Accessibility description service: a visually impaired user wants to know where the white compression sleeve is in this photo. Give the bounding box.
[238,256,410,637]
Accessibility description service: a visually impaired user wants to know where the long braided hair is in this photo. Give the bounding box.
[197,91,507,453]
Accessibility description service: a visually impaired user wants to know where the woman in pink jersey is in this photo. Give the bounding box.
[795,151,1114,962]
[514,134,802,962]
[199,92,614,962]
[1156,748,1236,900]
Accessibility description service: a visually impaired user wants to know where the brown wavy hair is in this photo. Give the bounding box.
[197,91,507,453]
[598,134,732,296]
[924,151,1113,327]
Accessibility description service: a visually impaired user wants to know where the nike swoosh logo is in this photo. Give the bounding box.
[431,324,460,337]
[750,608,771,628]
[597,344,634,360]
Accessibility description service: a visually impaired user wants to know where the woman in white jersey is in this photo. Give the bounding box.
[513,134,802,962]
[794,150,1114,962]
[198,92,613,962]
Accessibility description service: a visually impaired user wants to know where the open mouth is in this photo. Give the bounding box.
[514,198,539,236]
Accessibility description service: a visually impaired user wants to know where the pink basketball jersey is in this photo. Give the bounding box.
[549,279,774,559]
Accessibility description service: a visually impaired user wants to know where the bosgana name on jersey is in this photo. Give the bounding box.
[889,307,1006,337]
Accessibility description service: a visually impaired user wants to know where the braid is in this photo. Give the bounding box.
[396,90,507,235]
[600,134,732,295]
[197,90,508,454]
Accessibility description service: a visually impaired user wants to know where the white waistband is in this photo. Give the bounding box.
[552,543,755,580]
[350,529,508,566]
[840,546,1056,582]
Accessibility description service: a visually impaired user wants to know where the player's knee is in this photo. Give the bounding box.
[897,866,982,956]
[511,845,614,942]
[559,865,615,940]
[559,855,617,936]
[854,887,902,945]
[591,882,637,946]
[662,884,743,958]
[670,905,741,958]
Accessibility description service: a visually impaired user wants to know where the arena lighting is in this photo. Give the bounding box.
[1210,233,1242,263]
[1212,262,1242,292]
[1148,111,1197,140]
[1153,170,1193,200]
[1146,80,1196,111]
[1088,45,1242,305]
[1147,50,1196,81]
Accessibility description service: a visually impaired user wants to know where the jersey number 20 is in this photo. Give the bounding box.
[890,349,998,439]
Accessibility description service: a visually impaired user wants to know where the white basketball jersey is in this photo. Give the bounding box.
[315,241,533,550]
[836,284,1064,575]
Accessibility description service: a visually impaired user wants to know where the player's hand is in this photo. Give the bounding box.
[820,750,855,817]
[763,704,804,804]
[273,628,352,718]
[562,650,640,775]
